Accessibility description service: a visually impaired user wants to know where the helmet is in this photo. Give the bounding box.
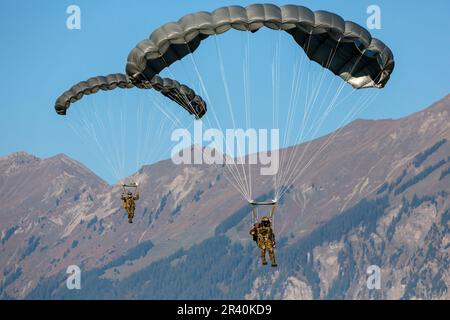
[261,216,271,227]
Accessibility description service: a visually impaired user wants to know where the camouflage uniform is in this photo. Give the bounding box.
[250,217,277,266]
[121,192,139,223]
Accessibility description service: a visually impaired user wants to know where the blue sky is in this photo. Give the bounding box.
[1,0,449,183]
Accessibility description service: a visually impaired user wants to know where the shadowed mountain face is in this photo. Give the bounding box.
[1,95,449,300]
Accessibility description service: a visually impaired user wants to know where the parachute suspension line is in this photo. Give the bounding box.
[161,47,203,119]
[294,29,316,134]
[135,94,164,173]
[184,42,223,132]
[281,55,302,156]
[110,94,122,178]
[146,93,200,168]
[284,78,347,186]
[151,108,169,161]
[214,35,252,201]
[282,39,342,187]
[136,97,147,168]
[277,39,351,200]
[214,36,237,129]
[103,95,124,179]
[119,93,128,178]
[82,98,117,179]
[294,44,365,160]
[137,60,198,124]
[185,38,251,202]
[276,40,334,199]
[108,93,126,179]
[144,117,164,164]
[185,40,251,201]
[137,85,198,170]
[243,32,252,133]
[281,48,308,169]
[270,202,276,232]
[137,95,149,171]
[145,88,200,159]
[242,31,253,200]
[251,205,258,225]
[303,39,343,138]
[272,30,282,137]
[136,96,142,171]
[77,96,122,180]
[129,62,207,178]
[275,30,310,199]
[151,92,185,127]
[158,56,201,120]
[276,31,282,129]
[276,53,306,200]
[134,55,199,143]
[305,78,341,139]
[279,89,379,201]
[276,32,318,197]
[66,117,120,178]
[128,59,198,179]
[271,30,282,199]
[278,89,346,198]
[94,93,120,179]
[185,44,221,134]
[136,95,154,170]
[153,56,198,122]
[277,51,379,200]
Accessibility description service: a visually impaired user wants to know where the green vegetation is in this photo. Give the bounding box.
[412,139,447,167]
[20,236,40,261]
[439,166,450,181]
[394,159,446,195]
[1,225,18,245]
[71,240,79,249]
[0,268,22,296]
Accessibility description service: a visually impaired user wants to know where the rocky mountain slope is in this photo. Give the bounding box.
[1,95,449,299]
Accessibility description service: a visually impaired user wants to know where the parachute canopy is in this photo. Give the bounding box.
[55,73,207,118]
[126,4,394,89]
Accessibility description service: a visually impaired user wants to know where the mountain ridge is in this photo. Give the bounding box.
[1,94,449,299]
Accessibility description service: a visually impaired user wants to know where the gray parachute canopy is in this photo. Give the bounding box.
[55,73,206,119]
[126,3,394,89]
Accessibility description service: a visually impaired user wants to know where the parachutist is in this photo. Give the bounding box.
[121,184,139,223]
[250,203,277,267]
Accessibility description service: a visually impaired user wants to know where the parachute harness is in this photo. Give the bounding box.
[251,201,277,228]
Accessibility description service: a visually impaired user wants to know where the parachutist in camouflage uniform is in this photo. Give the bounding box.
[250,203,277,267]
[121,189,139,223]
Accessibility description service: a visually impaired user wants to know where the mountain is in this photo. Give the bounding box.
[1,95,450,299]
